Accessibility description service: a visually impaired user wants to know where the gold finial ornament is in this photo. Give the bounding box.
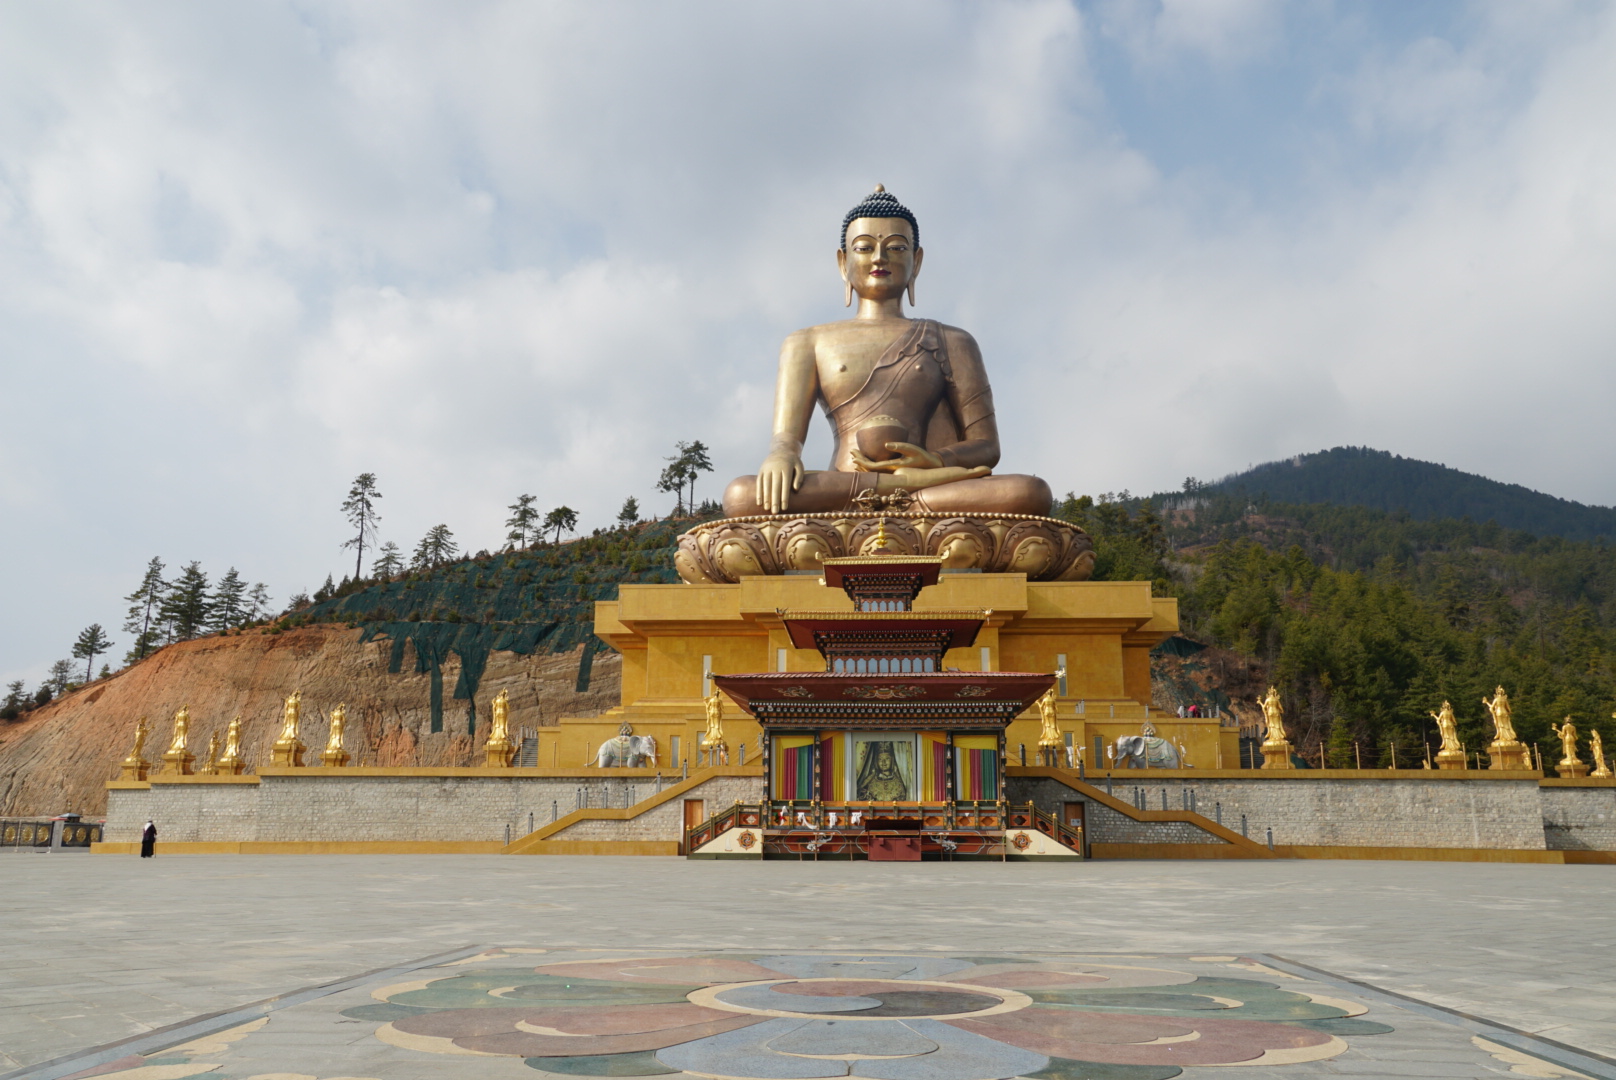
[120,717,151,781]
[217,715,245,775]
[271,691,307,767]
[1257,687,1294,770]
[159,705,196,776]
[1429,701,1466,770]
[1590,727,1610,778]
[321,703,350,767]
[484,688,516,768]
[1481,686,1530,769]
[1549,717,1588,778]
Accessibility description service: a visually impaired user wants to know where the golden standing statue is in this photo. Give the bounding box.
[1589,727,1610,779]
[1257,687,1294,770]
[321,703,350,767]
[120,716,152,781]
[484,688,516,768]
[723,187,1051,519]
[1429,700,1466,771]
[271,691,306,767]
[159,705,195,776]
[1549,718,1588,778]
[199,731,220,776]
[1481,686,1530,770]
[1036,687,1061,765]
[702,687,726,761]
[217,715,246,775]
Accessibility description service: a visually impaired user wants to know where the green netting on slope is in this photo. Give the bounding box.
[298,518,708,732]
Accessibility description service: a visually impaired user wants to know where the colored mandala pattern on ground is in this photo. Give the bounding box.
[348,952,1389,1079]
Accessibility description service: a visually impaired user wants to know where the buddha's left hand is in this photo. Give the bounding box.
[888,465,992,489]
[851,441,943,472]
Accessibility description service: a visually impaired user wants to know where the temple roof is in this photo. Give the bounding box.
[777,610,985,652]
[713,671,1055,730]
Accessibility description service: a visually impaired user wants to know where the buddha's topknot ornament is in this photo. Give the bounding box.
[841,184,918,249]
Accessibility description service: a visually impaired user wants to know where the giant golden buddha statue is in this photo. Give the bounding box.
[723,186,1051,519]
[679,187,1092,584]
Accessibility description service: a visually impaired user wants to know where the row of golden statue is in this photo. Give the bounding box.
[119,689,522,780]
[1254,684,1612,776]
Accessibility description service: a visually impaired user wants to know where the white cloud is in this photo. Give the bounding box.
[1,0,1614,683]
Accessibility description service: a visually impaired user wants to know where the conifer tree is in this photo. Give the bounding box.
[160,562,212,641]
[71,624,114,682]
[123,557,167,663]
[4,681,23,708]
[617,496,640,527]
[543,506,579,545]
[372,542,403,578]
[247,583,272,621]
[413,525,459,570]
[341,473,383,581]
[506,494,540,547]
[211,568,248,631]
[46,659,73,695]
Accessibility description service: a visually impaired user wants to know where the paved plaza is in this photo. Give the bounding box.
[1,857,1613,1080]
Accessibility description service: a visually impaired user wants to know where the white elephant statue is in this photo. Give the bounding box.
[1114,734,1181,769]
[592,725,658,768]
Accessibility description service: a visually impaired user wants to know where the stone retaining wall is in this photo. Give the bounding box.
[105,770,737,845]
[1540,783,1616,850]
[1079,773,1547,849]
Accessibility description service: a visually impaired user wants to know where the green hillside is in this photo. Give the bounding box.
[289,515,714,734]
[1057,491,1616,767]
[1197,447,1616,543]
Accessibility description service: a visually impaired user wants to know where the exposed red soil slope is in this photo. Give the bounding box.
[0,625,620,817]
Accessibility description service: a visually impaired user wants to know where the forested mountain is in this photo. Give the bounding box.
[1191,447,1616,543]
[1056,491,1616,769]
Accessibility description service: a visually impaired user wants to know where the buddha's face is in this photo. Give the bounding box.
[838,217,922,302]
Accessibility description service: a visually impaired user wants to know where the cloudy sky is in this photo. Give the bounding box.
[3,1,1614,685]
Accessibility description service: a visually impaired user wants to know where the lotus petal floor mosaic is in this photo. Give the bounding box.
[51,949,1605,1080]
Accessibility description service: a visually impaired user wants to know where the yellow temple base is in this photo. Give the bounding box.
[555,573,1237,772]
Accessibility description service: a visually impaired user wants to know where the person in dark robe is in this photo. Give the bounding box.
[140,820,156,858]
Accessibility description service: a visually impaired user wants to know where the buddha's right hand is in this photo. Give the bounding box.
[757,452,804,513]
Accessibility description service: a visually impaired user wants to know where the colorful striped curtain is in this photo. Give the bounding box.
[921,734,949,800]
[820,734,839,802]
[774,736,815,800]
[954,735,999,800]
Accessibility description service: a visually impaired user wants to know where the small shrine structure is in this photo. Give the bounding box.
[700,554,1080,859]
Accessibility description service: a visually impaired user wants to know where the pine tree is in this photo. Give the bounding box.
[3,681,23,709]
[340,473,383,581]
[211,568,248,631]
[122,557,167,663]
[657,440,713,516]
[413,525,459,570]
[247,583,272,621]
[617,496,640,527]
[506,494,540,547]
[46,659,73,695]
[313,574,335,602]
[678,440,713,511]
[160,562,211,641]
[71,624,115,683]
[543,506,579,545]
[372,541,403,578]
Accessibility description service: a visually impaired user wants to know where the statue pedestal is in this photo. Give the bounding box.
[484,740,515,768]
[1556,760,1590,779]
[158,750,194,776]
[676,512,1095,584]
[119,758,150,781]
[271,740,306,767]
[1487,740,1530,770]
[216,757,245,776]
[321,748,350,768]
[1260,740,1294,769]
[1435,749,1467,771]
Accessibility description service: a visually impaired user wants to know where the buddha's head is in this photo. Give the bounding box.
[838,185,923,307]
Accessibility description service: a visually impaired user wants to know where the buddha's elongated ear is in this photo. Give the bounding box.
[908,246,924,307]
[837,248,852,307]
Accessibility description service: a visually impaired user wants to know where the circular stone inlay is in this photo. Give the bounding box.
[691,978,1032,1021]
